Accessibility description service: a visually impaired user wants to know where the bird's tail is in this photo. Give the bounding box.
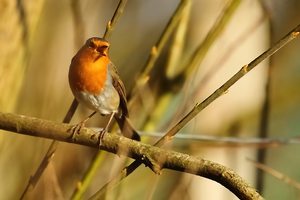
[114,115,141,141]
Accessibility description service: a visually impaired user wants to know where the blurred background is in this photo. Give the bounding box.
[0,0,300,199]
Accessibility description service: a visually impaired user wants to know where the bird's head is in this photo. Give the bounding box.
[85,37,110,57]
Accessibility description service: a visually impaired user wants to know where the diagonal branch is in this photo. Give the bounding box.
[0,112,263,200]
[157,24,300,147]
[93,23,300,197]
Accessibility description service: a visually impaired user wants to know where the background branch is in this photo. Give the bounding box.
[0,112,262,200]
[248,158,300,191]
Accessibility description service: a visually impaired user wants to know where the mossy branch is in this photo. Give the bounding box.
[0,112,262,200]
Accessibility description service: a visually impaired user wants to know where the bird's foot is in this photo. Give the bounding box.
[70,121,86,142]
[97,128,107,148]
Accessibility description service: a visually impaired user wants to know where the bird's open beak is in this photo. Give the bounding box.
[96,46,109,56]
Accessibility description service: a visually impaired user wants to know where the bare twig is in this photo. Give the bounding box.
[142,0,189,77]
[166,0,191,79]
[140,132,300,147]
[93,23,300,197]
[20,99,78,199]
[248,158,300,191]
[0,112,263,200]
[103,0,128,40]
[156,24,300,147]
[131,0,190,93]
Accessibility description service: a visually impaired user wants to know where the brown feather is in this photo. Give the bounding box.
[108,62,140,141]
[108,62,129,117]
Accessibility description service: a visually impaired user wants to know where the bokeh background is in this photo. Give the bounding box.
[0,0,300,199]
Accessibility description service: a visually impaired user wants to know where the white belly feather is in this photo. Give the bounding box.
[74,69,120,115]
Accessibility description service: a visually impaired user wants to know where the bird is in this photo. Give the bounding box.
[68,37,140,142]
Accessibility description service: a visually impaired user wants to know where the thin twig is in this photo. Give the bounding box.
[139,132,300,147]
[165,0,191,79]
[130,0,189,94]
[19,99,78,199]
[155,24,300,147]
[103,0,128,40]
[93,23,300,197]
[172,0,265,127]
[248,158,300,191]
[142,0,189,77]
[0,112,263,200]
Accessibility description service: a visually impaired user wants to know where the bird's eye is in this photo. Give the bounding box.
[88,41,97,49]
[100,45,109,50]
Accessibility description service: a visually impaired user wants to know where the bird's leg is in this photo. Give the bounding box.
[98,112,116,146]
[71,111,97,141]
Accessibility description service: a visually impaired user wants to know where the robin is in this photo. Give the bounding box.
[68,37,140,142]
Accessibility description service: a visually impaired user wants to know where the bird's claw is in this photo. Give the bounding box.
[70,121,86,141]
[97,128,107,148]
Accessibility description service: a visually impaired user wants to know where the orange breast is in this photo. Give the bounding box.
[69,49,109,95]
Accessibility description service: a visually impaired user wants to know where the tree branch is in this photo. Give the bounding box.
[0,112,262,200]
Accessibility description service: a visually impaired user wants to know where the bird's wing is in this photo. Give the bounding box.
[108,62,129,117]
